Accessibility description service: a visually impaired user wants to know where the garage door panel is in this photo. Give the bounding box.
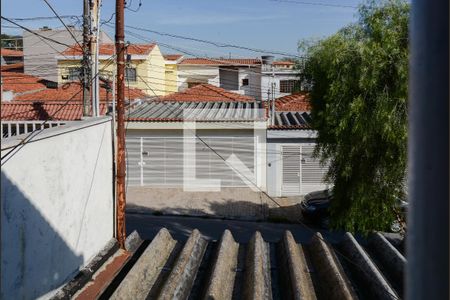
[126,136,256,187]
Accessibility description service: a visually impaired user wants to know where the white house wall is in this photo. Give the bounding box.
[261,72,300,101]
[0,117,114,299]
[177,65,220,90]
[125,128,266,191]
[266,137,329,197]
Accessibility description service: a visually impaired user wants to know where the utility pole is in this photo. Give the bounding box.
[90,0,101,116]
[115,0,127,249]
[82,0,91,117]
[271,82,276,125]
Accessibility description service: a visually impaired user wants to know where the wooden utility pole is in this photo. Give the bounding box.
[115,0,126,248]
[82,0,91,116]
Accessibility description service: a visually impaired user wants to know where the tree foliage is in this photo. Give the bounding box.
[300,0,409,233]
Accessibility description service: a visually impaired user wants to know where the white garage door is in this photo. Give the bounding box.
[281,144,328,196]
[126,136,256,188]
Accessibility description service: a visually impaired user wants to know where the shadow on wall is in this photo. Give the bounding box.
[1,171,83,299]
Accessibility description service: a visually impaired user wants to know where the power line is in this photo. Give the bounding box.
[130,73,400,300]
[269,0,357,9]
[1,53,117,164]
[42,0,83,50]
[1,16,75,49]
[3,15,81,21]
[101,21,302,58]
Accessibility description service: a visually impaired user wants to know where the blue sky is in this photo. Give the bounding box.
[2,0,363,58]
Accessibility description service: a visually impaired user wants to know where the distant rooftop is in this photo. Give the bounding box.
[179,57,262,66]
[163,54,183,61]
[275,93,311,111]
[61,43,156,57]
[126,100,265,122]
[159,84,255,102]
[1,102,109,121]
[1,72,147,102]
[1,48,23,57]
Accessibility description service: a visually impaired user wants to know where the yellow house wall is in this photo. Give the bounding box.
[164,64,178,94]
[56,44,167,96]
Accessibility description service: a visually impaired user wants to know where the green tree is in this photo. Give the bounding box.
[300,0,409,233]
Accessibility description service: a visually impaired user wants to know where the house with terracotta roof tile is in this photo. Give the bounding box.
[1,48,23,65]
[56,43,166,96]
[170,56,301,103]
[261,56,301,101]
[266,93,329,197]
[23,27,113,82]
[0,71,147,138]
[176,57,263,101]
[123,85,267,190]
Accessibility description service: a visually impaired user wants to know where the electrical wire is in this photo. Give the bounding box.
[129,73,400,300]
[101,21,302,58]
[42,0,83,50]
[1,16,75,49]
[269,0,357,9]
[3,15,81,22]
[0,53,117,164]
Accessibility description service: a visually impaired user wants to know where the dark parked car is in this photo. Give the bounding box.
[300,189,332,228]
[300,189,408,232]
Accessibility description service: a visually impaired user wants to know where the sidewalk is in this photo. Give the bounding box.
[126,187,304,222]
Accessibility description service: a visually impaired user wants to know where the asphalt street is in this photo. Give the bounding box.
[126,213,344,243]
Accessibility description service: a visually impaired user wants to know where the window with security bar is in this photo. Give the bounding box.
[125,67,137,82]
[67,67,81,81]
[279,80,301,93]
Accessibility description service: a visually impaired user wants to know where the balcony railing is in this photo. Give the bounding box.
[1,121,68,139]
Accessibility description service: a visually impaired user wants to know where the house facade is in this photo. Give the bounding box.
[176,58,263,101]
[124,84,267,190]
[266,94,329,197]
[261,58,300,101]
[23,27,112,82]
[163,54,183,95]
[56,43,166,96]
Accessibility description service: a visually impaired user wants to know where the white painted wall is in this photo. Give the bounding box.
[125,127,266,191]
[177,65,220,90]
[239,67,262,101]
[261,71,300,101]
[176,65,262,100]
[0,117,114,299]
[266,131,329,197]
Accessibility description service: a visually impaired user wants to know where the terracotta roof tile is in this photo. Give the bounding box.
[14,82,146,102]
[1,48,23,57]
[164,54,183,61]
[1,72,47,94]
[180,58,261,65]
[159,84,255,102]
[62,43,156,56]
[1,62,24,72]
[275,93,311,111]
[273,61,294,66]
[1,102,109,121]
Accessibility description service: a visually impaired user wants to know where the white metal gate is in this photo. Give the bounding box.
[281,144,328,196]
[281,145,302,195]
[126,136,257,188]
